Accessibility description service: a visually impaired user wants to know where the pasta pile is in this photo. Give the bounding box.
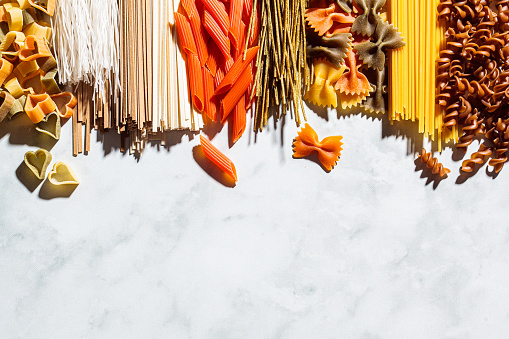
[0,1,77,127]
[437,0,509,174]
[304,0,404,112]
[174,0,259,144]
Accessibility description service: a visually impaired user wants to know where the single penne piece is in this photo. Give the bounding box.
[232,94,246,144]
[174,12,198,56]
[233,21,246,59]
[200,135,238,181]
[214,46,258,95]
[229,0,243,50]
[199,0,229,35]
[220,64,252,122]
[206,40,221,76]
[181,0,209,65]
[203,10,230,59]
[187,53,205,112]
[223,54,234,72]
[202,67,217,122]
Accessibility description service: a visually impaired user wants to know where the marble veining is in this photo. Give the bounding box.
[1,107,509,337]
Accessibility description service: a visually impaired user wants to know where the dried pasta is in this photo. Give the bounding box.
[417,148,450,177]
[48,162,80,186]
[304,58,345,108]
[24,148,52,180]
[293,123,343,171]
[200,135,238,181]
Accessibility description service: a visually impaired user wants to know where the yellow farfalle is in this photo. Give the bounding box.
[304,58,345,108]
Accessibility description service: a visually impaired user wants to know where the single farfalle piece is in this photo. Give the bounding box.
[304,58,346,108]
[417,148,451,177]
[362,68,386,113]
[307,29,352,68]
[293,123,344,171]
[334,47,373,95]
[305,2,356,37]
[351,0,386,37]
[354,21,405,70]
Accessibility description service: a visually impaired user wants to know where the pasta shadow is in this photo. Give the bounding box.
[383,118,423,156]
[0,114,58,150]
[192,145,236,188]
[414,158,447,190]
[16,162,44,193]
[455,162,485,184]
[38,180,78,200]
[293,151,334,173]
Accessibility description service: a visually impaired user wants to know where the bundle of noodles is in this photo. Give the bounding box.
[53,0,203,155]
[251,0,310,130]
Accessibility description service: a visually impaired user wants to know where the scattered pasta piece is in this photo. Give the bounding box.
[48,162,80,186]
[417,149,450,178]
[35,111,61,140]
[293,123,343,171]
[200,135,238,181]
[24,148,52,180]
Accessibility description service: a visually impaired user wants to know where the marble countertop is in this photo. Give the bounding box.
[1,106,509,337]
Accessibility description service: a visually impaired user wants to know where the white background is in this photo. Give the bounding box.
[1,105,509,338]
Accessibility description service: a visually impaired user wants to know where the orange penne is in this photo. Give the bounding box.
[206,40,221,76]
[214,46,258,95]
[233,21,246,59]
[214,67,225,89]
[202,67,218,122]
[243,0,252,23]
[229,0,243,50]
[223,54,234,72]
[203,10,230,59]
[220,64,252,122]
[200,135,238,181]
[174,12,198,56]
[232,94,246,144]
[182,0,209,65]
[199,0,229,35]
[188,53,205,112]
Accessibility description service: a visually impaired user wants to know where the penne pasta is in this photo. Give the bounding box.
[199,0,229,35]
[220,64,252,122]
[174,12,198,56]
[214,67,225,88]
[187,53,205,112]
[182,0,209,65]
[229,0,243,50]
[214,46,258,95]
[202,67,217,122]
[205,40,221,76]
[232,94,246,144]
[200,135,238,181]
[203,9,230,59]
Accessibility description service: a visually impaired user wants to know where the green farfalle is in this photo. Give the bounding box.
[307,30,352,68]
[362,68,386,113]
[335,0,353,13]
[354,21,405,70]
[351,0,386,37]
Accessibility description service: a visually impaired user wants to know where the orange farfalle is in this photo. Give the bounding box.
[305,2,356,37]
[293,123,343,171]
[334,48,372,95]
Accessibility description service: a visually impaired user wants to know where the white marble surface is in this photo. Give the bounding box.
[1,106,509,338]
